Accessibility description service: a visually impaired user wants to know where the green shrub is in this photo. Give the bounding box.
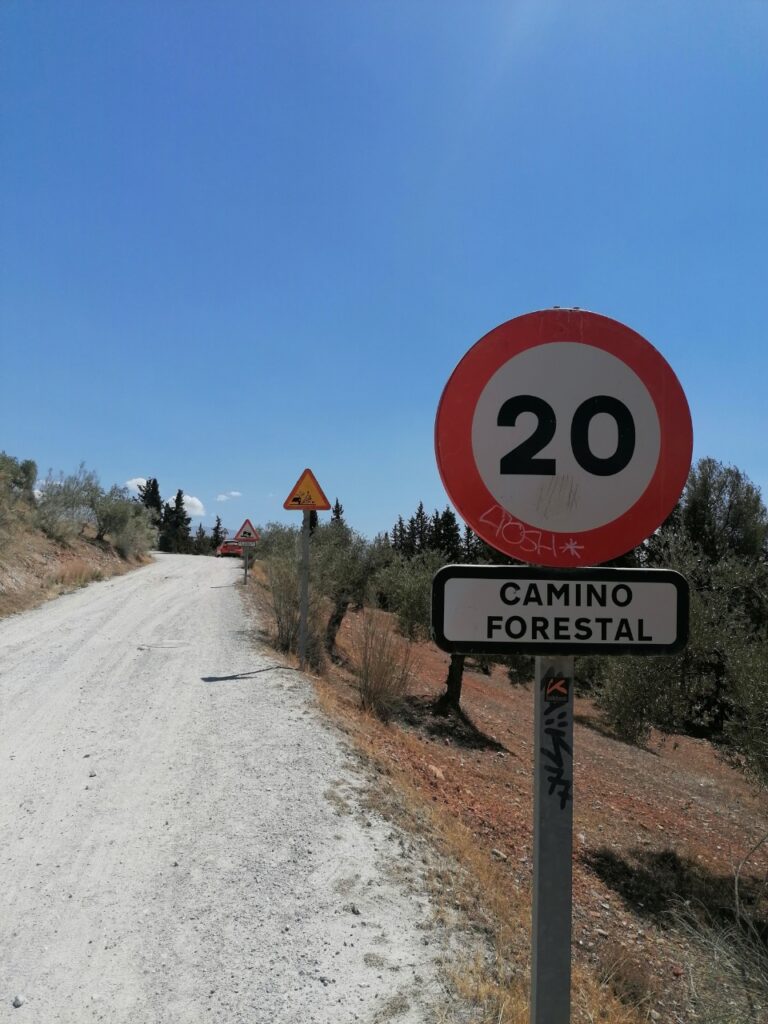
[0,452,37,549]
[111,504,156,559]
[35,464,100,543]
[597,530,768,776]
[93,485,134,541]
[374,550,443,639]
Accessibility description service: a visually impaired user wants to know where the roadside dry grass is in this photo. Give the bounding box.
[50,557,104,588]
[351,608,415,720]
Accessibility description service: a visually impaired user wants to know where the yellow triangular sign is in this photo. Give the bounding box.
[283,468,331,511]
[234,518,260,541]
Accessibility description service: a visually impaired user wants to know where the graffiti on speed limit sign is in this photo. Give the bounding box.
[434,308,693,567]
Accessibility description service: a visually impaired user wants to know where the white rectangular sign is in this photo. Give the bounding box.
[432,567,688,655]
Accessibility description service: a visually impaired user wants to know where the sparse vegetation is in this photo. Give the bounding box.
[261,528,326,672]
[50,559,104,588]
[0,452,37,548]
[0,451,158,617]
[352,610,413,719]
[597,459,768,783]
[34,463,100,543]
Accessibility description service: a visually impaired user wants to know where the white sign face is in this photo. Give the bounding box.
[435,310,693,566]
[471,342,661,533]
[432,567,688,655]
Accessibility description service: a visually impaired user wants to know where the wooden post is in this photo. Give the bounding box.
[531,655,574,1024]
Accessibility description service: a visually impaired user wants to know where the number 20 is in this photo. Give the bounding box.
[498,395,636,477]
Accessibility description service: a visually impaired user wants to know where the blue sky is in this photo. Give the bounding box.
[2,1,766,536]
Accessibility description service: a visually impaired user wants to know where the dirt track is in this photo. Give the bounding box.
[0,554,448,1023]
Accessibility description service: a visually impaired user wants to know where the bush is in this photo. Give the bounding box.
[0,452,37,549]
[374,550,443,639]
[312,521,373,653]
[506,654,534,685]
[35,464,100,543]
[92,485,134,541]
[596,530,768,774]
[725,638,768,784]
[265,553,325,672]
[266,555,301,652]
[258,522,299,559]
[353,610,413,720]
[111,504,156,559]
[52,560,104,588]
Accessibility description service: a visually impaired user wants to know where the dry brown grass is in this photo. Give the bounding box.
[351,609,414,719]
[50,558,104,588]
[0,529,145,618]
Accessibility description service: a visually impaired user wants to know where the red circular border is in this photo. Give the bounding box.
[435,309,693,567]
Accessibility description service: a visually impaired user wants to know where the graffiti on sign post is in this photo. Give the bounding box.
[540,669,573,811]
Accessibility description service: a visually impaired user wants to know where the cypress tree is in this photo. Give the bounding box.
[211,515,225,549]
[159,490,192,553]
[439,507,462,562]
[138,478,163,526]
[429,510,443,553]
[193,523,209,555]
[413,502,431,552]
[391,516,407,554]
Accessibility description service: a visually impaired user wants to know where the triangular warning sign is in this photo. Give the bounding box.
[283,468,331,511]
[234,519,260,541]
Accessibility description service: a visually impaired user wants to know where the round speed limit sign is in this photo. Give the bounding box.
[435,309,693,567]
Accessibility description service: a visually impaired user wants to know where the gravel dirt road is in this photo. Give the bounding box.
[0,554,451,1023]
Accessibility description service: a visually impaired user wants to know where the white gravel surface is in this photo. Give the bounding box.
[0,554,452,1023]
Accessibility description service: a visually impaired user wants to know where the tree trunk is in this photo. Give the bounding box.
[436,653,465,711]
[325,595,351,654]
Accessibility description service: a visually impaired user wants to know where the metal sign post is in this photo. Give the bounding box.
[282,468,331,672]
[432,308,693,1022]
[531,656,574,1023]
[233,521,260,588]
[298,510,311,670]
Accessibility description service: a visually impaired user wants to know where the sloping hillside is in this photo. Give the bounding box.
[0,526,149,618]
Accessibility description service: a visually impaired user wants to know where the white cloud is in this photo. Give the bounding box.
[184,495,206,518]
[229,490,242,498]
[125,477,146,495]
[216,490,242,502]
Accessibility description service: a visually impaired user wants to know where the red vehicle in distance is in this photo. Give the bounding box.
[215,540,243,558]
